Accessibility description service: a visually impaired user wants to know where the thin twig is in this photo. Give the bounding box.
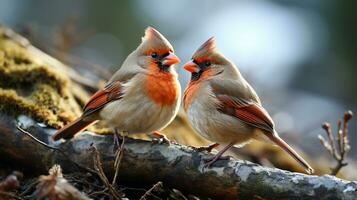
[19,180,38,196]
[87,188,109,197]
[319,110,353,175]
[91,146,123,199]
[337,120,343,160]
[139,182,163,200]
[326,123,335,156]
[112,136,125,185]
[17,126,60,151]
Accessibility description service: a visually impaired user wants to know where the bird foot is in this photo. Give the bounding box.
[192,143,219,153]
[151,131,177,145]
[203,155,230,168]
[113,131,122,152]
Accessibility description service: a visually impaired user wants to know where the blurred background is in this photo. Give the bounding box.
[1,0,356,177]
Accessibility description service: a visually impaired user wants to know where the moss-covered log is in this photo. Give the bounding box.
[0,114,356,200]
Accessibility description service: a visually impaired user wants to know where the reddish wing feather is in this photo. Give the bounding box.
[216,94,274,133]
[82,81,123,116]
[234,104,274,132]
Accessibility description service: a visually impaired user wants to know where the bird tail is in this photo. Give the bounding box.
[264,131,314,174]
[52,117,97,141]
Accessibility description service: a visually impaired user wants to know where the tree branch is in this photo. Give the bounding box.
[0,114,356,200]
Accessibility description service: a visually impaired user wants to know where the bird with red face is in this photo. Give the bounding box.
[182,37,313,174]
[53,27,181,142]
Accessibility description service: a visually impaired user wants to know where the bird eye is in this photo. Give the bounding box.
[205,61,211,67]
[151,52,158,58]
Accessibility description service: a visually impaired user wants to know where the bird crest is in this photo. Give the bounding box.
[193,37,216,59]
[140,26,173,53]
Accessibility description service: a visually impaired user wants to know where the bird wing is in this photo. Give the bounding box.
[210,79,261,104]
[82,81,123,117]
[210,80,274,133]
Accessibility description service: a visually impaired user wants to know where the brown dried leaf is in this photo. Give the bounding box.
[35,165,91,200]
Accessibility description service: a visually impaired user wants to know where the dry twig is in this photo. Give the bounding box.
[112,136,125,186]
[139,182,163,200]
[318,110,353,175]
[17,126,60,151]
[64,172,110,199]
[90,146,123,200]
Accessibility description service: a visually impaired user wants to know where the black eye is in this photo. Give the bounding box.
[204,61,211,67]
[151,52,158,58]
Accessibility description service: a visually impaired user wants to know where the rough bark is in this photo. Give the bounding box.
[0,114,356,200]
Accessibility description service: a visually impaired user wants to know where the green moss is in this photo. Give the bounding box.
[0,89,63,128]
[0,40,68,95]
[0,27,83,128]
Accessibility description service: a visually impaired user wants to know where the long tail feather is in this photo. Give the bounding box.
[265,131,314,174]
[52,117,97,141]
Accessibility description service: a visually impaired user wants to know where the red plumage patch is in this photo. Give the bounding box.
[82,81,123,116]
[144,64,178,106]
[216,94,274,133]
[183,81,200,111]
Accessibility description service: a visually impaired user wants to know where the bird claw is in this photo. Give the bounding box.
[113,131,122,152]
[151,131,177,145]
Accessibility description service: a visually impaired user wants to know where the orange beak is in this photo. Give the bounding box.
[183,60,199,73]
[162,52,180,66]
